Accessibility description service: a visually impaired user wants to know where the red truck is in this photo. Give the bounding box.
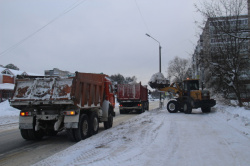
[117,83,149,114]
[10,72,115,142]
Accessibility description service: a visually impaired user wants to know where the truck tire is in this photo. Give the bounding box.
[89,113,99,136]
[74,114,89,141]
[66,128,77,142]
[104,111,113,129]
[46,129,58,136]
[183,102,192,114]
[201,107,211,113]
[167,101,179,113]
[27,129,44,140]
[120,109,125,114]
[20,129,30,140]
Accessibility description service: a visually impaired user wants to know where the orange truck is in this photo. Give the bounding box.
[10,72,115,142]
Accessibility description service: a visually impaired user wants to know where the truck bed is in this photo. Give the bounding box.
[10,72,107,109]
[117,83,148,102]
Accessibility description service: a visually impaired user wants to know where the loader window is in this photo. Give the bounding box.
[189,81,199,90]
[184,80,199,91]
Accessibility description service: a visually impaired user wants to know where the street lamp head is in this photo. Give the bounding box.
[145,33,150,37]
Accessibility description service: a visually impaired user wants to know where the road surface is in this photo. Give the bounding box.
[0,101,160,166]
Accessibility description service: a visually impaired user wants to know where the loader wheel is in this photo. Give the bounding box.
[201,107,211,113]
[104,111,113,129]
[167,101,179,113]
[89,113,99,136]
[73,114,89,142]
[183,102,192,114]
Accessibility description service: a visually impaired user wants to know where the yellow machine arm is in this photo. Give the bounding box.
[159,82,183,97]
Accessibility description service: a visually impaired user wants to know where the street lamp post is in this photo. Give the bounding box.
[146,33,163,108]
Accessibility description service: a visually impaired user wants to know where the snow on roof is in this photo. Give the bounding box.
[0,67,42,76]
[26,72,44,76]
[0,83,15,90]
[0,67,5,72]
[8,69,26,76]
[0,67,12,74]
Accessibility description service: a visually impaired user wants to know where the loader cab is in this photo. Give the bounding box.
[183,79,199,96]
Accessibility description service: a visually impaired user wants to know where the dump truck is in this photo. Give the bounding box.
[9,72,115,142]
[117,83,149,114]
[160,79,216,114]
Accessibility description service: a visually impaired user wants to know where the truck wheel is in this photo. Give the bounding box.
[74,114,89,141]
[167,101,179,113]
[89,113,99,136]
[183,102,192,114]
[120,109,125,114]
[201,107,211,113]
[27,129,44,140]
[20,129,30,140]
[46,129,58,136]
[136,109,142,114]
[104,112,113,129]
[66,128,77,142]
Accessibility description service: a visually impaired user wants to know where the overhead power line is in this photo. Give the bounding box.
[0,0,88,57]
[134,0,151,34]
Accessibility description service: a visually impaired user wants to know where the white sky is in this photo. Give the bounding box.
[0,0,203,85]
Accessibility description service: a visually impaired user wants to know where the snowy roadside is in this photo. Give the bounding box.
[1,99,250,165]
[32,101,250,166]
[0,100,19,132]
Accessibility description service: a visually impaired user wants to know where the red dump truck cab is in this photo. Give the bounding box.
[10,72,115,142]
[117,82,149,114]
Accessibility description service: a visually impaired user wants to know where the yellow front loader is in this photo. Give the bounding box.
[160,79,216,114]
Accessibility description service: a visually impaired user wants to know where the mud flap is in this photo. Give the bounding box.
[64,113,80,129]
[101,100,109,121]
[19,116,33,129]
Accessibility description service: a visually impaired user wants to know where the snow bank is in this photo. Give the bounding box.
[33,104,250,166]
[0,100,19,117]
[0,101,19,131]
[214,104,250,135]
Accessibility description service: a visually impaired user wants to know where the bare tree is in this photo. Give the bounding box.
[167,56,190,82]
[195,0,250,107]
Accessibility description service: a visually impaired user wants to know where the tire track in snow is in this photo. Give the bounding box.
[72,110,168,166]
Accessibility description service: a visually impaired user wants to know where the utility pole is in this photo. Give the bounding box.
[146,33,163,108]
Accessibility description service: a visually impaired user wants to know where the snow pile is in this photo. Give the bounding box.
[148,72,169,89]
[214,104,250,135]
[0,100,20,117]
[0,101,19,131]
[148,72,167,84]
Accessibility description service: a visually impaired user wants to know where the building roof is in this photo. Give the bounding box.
[0,67,42,76]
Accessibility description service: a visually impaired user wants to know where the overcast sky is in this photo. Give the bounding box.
[0,0,203,85]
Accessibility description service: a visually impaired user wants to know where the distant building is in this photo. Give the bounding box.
[192,15,250,99]
[44,68,74,77]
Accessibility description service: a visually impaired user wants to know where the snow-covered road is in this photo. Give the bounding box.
[33,105,250,166]
[0,100,250,166]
